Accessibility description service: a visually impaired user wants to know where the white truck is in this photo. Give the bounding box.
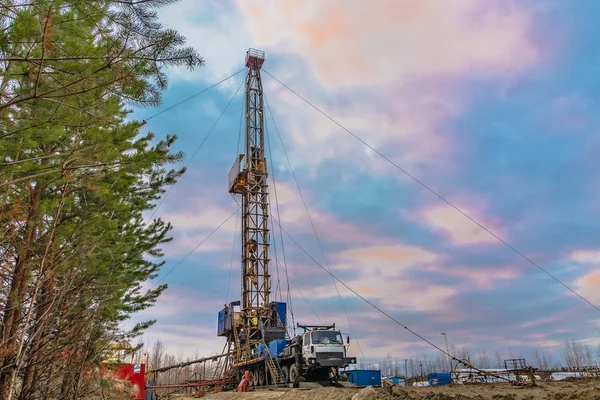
[271,324,356,383]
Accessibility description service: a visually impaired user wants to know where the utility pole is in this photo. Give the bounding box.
[404,359,408,379]
[419,361,423,380]
[441,332,451,372]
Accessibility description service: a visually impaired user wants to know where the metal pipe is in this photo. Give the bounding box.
[146,352,232,374]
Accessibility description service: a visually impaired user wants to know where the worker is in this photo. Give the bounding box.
[248,264,258,287]
[237,370,251,392]
[248,239,258,287]
[248,239,257,253]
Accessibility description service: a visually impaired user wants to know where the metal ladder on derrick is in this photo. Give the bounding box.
[261,341,286,386]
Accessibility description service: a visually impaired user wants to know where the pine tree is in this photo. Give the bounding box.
[0,1,203,398]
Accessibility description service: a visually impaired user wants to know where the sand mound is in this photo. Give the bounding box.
[280,387,356,400]
[203,379,600,400]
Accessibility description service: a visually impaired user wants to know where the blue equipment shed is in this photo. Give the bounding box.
[268,339,287,358]
[428,372,451,386]
[345,370,381,387]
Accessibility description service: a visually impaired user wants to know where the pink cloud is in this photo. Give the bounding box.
[159,205,239,257]
[415,197,507,246]
[504,337,562,348]
[154,0,545,179]
[144,168,238,258]
[568,250,600,264]
[437,266,520,290]
[574,271,600,305]
[232,0,543,175]
[520,312,572,330]
[160,206,238,232]
[296,243,455,312]
[334,246,440,276]
[238,0,539,88]
[304,276,455,313]
[265,79,463,176]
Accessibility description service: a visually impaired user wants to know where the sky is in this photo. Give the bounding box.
[129,0,600,365]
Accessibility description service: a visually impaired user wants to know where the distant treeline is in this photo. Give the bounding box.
[131,336,600,385]
[367,338,600,378]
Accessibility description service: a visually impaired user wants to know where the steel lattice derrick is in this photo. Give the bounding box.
[225,49,285,369]
[240,48,270,362]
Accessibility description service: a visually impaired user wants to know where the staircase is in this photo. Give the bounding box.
[261,342,286,385]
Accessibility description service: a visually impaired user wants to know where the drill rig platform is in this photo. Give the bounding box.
[217,49,355,388]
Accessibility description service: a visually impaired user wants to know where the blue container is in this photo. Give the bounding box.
[217,307,226,336]
[275,302,287,326]
[428,372,451,386]
[268,339,287,358]
[346,370,381,387]
[224,309,232,332]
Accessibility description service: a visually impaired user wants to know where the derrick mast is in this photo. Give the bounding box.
[240,48,270,352]
[224,49,285,367]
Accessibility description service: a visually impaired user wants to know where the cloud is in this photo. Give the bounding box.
[159,205,239,257]
[142,325,227,358]
[147,0,545,190]
[225,0,544,186]
[265,80,463,177]
[154,182,240,257]
[237,0,539,88]
[130,288,233,356]
[156,1,250,89]
[520,312,573,330]
[416,199,507,246]
[569,250,600,265]
[270,181,390,248]
[335,245,440,275]
[574,271,600,305]
[439,266,520,290]
[296,243,455,312]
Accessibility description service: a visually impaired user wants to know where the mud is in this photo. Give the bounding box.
[196,379,600,400]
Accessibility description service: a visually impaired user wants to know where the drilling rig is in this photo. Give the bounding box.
[217,49,355,388]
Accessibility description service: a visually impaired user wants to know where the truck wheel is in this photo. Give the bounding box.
[281,365,289,383]
[289,364,299,383]
[258,368,265,386]
[252,368,259,387]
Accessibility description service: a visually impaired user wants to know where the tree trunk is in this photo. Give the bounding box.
[20,277,54,399]
[0,187,42,398]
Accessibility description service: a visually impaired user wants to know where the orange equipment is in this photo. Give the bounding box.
[237,370,251,392]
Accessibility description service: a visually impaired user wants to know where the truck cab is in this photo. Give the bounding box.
[298,324,356,379]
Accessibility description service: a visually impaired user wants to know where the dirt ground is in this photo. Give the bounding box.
[186,378,600,400]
